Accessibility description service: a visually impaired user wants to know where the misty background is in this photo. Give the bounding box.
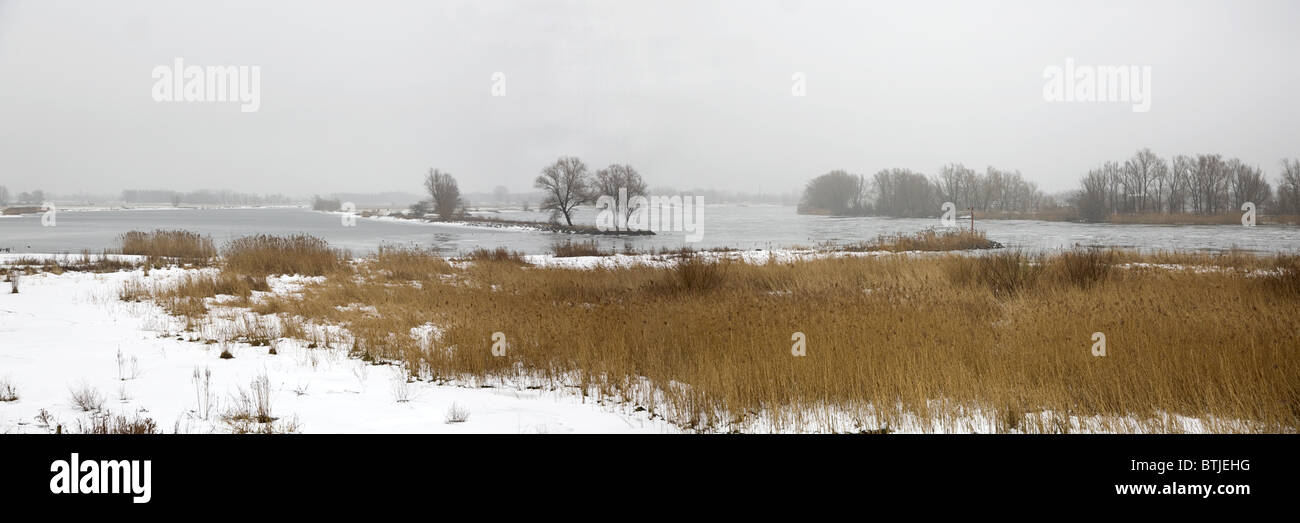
[1,0,1297,201]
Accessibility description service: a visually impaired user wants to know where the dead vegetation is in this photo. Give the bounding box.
[461,246,529,265]
[0,378,18,402]
[75,412,160,434]
[223,234,349,276]
[829,228,1001,253]
[116,229,217,265]
[118,233,1300,433]
[551,239,610,257]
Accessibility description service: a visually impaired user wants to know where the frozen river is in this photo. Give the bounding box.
[2,205,1298,255]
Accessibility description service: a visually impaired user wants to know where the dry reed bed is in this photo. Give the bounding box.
[120,236,1300,433]
[115,230,217,265]
[831,229,1001,252]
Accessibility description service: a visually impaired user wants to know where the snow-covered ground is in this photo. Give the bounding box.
[0,268,673,434]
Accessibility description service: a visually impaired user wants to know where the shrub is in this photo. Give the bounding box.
[444,402,470,423]
[0,378,18,402]
[69,381,105,412]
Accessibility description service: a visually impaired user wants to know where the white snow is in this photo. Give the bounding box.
[0,268,674,434]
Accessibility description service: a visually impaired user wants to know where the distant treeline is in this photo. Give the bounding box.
[1075,150,1300,221]
[0,186,44,205]
[798,165,1052,218]
[799,150,1300,222]
[121,189,295,206]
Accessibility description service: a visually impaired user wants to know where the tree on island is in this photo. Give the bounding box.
[593,164,647,225]
[535,156,591,226]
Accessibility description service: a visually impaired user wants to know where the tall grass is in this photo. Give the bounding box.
[117,230,216,264]
[462,247,529,265]
[942,250,1042,298]
[551,239,610,257]
[834,229,1000,253]
[373,246,453,281]
[124,238,1300,433]
[223,234,347,276]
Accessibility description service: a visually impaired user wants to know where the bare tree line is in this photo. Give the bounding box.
[798,152,1299,222]
[798,165,1050,218]
[1075,149,1298,222]
[415,156,648,226]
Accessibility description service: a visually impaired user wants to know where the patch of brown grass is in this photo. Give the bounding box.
[550,239,610,257]
[371,246,453,281]
[121,271,269,317]
[117,230,216,264]
[462,247,529,265]
[833,229,1000,253]
[223,234,348,276]
[3,252,140,274]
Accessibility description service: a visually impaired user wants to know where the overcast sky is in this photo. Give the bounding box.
[1,0,1297,197]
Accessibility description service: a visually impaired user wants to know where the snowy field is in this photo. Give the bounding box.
[0,267,674,434]
[0,253,1253,434]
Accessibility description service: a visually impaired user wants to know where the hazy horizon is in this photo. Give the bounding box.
[2,0,1298,198]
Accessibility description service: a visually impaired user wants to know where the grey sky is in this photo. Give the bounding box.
[1,0,1296,197]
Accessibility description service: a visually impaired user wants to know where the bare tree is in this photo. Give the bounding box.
[1149,156,1169,213]
[535,156,591,226]
[1277,158,1300,214]
[423,168,462,219]
[1227,159,1271,211]
[1102,161,1124,214]
[1123,148,1161,212]
[1076,168,1109,222]
[0,185,9,206]
[1168,155,1193,214]
[1189,154,1230,214]
[593,164,648,224]
[934,163,976,210]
